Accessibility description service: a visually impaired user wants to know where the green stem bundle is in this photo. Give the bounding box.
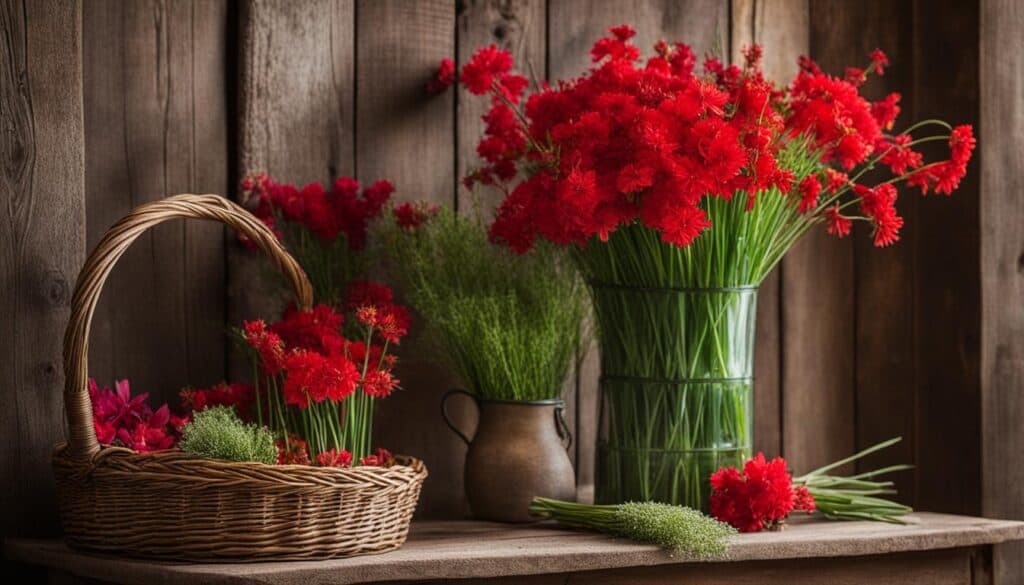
[795,437,914,524]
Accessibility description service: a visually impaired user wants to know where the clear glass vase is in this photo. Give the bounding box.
[592,284,756,511]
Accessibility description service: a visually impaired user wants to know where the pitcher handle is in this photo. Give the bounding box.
[554,402,573,451]
[441,389,478,446]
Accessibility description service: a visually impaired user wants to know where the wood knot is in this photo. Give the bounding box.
[41,270,71,307]
[1018,250,1024,274]
[36,361,60,387]
[493,24,508,40]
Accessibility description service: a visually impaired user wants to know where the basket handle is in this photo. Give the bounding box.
[62,194,313,461]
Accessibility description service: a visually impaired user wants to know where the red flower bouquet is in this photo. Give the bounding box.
[243,282,408,464]
[711,438,912,531]
[456,26,974,510]
[240,173,395,305]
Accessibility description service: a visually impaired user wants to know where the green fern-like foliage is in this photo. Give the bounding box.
[180,406,277,465]
[378,205,587,402]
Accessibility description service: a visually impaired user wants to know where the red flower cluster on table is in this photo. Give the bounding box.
[89,379,184,452]
[452,25,975,252]
[240,173,394,248]
[709,453,815,532]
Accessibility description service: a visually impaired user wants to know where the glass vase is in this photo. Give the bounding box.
[591,284,756,511]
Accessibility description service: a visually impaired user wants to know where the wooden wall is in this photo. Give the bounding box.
[1,1,1021,577]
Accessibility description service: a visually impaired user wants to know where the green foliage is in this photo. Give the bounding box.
[796,437,914,524]
[180,406,278,465]
[529,497,735,558]
[378,205,587,401]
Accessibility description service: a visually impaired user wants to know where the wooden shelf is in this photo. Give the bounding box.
[6,513,1024,584]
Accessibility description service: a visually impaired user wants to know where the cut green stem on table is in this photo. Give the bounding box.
[529,497,735,558]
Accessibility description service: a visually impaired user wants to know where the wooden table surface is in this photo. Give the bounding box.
[6,513,1024,585]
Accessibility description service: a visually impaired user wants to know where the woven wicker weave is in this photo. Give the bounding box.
[52,194,427,561]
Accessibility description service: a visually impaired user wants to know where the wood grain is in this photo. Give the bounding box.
[730,0,809,459]
[83,0,229,404]
[231,0,356,377]
[0,0,85,536]
[355,0,460,518]
[846,0,917,504]
[979,0,1024,581]
[456,0,545,216]
[6,514,1024,585]
[911,0,981,518]
[547,0,729,495]
[782,0,859,475]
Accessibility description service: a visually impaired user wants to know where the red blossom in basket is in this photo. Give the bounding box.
[180,382,255,421]
[362,369,399,398]
[282,350,360,408]
[426,57,456,94]
[360,448,396,467]
[243,320,286,375]
[316,447,353,468]
[270,304,345,356]
[344,280,394,312]
[710,453,814,533]
[277,435,311,465]
[90,378,180,452]
[457,27,974,252]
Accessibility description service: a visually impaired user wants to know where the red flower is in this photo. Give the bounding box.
[426,58,456,94]
[115,404,175,452]
[243,320,286,374]
[461,45,514,95]
[858,184,904,247]
[345,280,394,312]
[356,304,411,344]
[394,201,440,230]
[879,134,922,175]
[871,93,901,131]
[794,485,816,513]
[316,448,353,468]
[869,48,889,75]
[180,382,255,420]
[797,176,821,214]
[844,67,866,87]
[360,447,396,467]
[90,378,180,451]
[363,369,398,398]
[277,435,310,465]
[271,304,344,355]
[824,169,849,193]
[282,350,360,408]
[825,205,852,238]
[709,453,797,532]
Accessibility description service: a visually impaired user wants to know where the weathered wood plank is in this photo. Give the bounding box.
[730,0,809,459]
[846,0,917,504]
[782,0,858,475]
[911,0,982,518]
[547,0,729,497]
[456,0,545,216]
[231,0,355,369]
[83,0,229,404]
[979,0,1024,580]
[355,0,460,518]
[6,514,1024,585]
[0,0,85,536]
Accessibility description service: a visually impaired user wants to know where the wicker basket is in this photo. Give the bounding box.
[53,194,428,561]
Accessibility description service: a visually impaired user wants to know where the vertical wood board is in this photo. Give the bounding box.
[979,0,1024,581]
[0,0,85,536]
[355,0,460,518]
[83,0,229,405]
